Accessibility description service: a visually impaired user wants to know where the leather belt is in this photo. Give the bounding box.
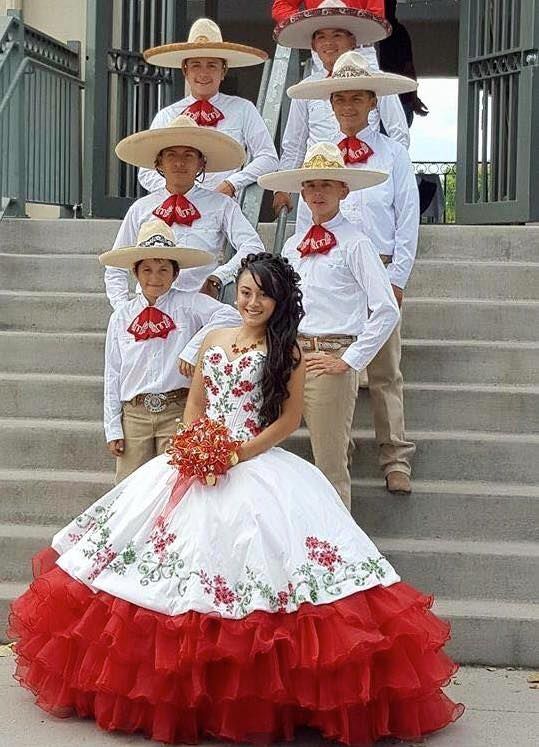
[298,335,355,352]
[126,387,189,414]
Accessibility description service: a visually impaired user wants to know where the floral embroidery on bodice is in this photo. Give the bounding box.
[202,345,265,441]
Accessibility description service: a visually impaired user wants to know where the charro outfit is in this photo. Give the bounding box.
[105,287,240,482]
[138,92,278,194]
[282,212,399,506]
[10,342,463,745]
[100,219,241,482]
[290,51,419,480]
[139,18,278,194]
[273,1,410,151]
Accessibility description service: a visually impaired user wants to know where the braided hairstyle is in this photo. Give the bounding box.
[236,252,304,427]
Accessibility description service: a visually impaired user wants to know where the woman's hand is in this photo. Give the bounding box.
[107,439,124,457]
[178,358,196,378]
[236,442,251,463]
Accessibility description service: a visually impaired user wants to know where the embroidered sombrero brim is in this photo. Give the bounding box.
[258,167,388,194]
[115,124,246,171]
[144,42,267,69]
[99,245,214,270]
[288,71,417,99]
[274,9,391,50]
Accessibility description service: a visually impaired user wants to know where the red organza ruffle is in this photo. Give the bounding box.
[8,549,463,745]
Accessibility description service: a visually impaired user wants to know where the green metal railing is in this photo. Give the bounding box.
[0,11,83,218]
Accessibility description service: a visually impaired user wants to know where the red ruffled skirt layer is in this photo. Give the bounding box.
[8,548,463,745]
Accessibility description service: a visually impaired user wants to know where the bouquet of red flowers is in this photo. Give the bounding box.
[167,416,242,486]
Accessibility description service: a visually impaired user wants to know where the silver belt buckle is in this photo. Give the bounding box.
[143,393,167,413]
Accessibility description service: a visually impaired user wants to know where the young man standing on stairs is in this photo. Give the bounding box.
[259,142,400,509]
[272,0,409,219]
[105,115,265,309]
[288,50,419,494]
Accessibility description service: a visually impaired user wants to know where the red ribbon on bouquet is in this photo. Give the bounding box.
[156,417,241,524]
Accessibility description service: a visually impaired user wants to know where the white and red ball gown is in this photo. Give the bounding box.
[9,345,463,744]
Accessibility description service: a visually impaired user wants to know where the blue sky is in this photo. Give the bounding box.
[409,78,459,162]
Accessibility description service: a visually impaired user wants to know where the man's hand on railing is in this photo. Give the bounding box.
[273,191,293,216]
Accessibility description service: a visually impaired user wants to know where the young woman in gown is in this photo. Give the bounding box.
[9,252,463,744]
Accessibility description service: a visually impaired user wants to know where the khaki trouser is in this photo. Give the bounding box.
[366,279,416,477]
[303,343,360,510]
[115,395,188,484]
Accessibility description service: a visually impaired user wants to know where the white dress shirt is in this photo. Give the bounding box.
[296,126,419,289]
[280,69,409,176]
[282,212,399,371]
[138,92,278,194]
[104,288,241,441]
[104,185,265,309]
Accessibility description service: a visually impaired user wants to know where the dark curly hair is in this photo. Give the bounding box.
[236,252,304,427]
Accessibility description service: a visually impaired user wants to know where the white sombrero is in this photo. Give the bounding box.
[274,0,391,50]
[288,50,418,99]
[258,142,387,193]
[115,114,246,172]
[144,18,267,69]
[99,220,213,270]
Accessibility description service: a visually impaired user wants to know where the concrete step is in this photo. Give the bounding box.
[3,373,538,434]
[0,581,26,639]
[2,220,539,262]
[1,419,538,484]
[401,299,539,342]
[0,469,113,526]
[5,251,539,300]
[401,340,539,386]
[4,291,539,342]
[405,260,539,300]
[376,537,539,603]
[353,480,539,543]
[2,330,537,386]
[435,598,539,667]
[0,331,105,375]
[0,523,54,581]
[1,469,536,546]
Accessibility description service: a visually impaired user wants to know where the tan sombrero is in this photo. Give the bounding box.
[144,18,267,69]
[115,114,246,172]
[258,142,387,193]
[274,0,391,50]
[99,220,213,270]
[288,50,418,99]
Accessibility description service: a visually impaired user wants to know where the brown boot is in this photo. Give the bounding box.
[386,471,412,495]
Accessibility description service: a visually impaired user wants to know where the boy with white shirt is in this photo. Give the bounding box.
[287,50,419,494]
[106,114,265,309]
[99,220,241,483]
[139,18,278,196]
[259,142,399,508]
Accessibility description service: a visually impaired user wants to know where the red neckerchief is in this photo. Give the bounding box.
[297,224,337,258]
[127,307,177,342]
[152,193,201,227]
[182,99,224,127]
[338,136,374,165]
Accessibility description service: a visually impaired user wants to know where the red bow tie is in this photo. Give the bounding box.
[338,136,374,165]
[127,307,177,342]
[152,194,201,227]
[183,99,224,127]
[297,225,337,258]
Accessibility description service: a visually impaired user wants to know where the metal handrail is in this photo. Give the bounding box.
[273,207,289,256]
[0,10,84,216]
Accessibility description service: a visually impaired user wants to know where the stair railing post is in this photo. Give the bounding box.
[6,9,27,217]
